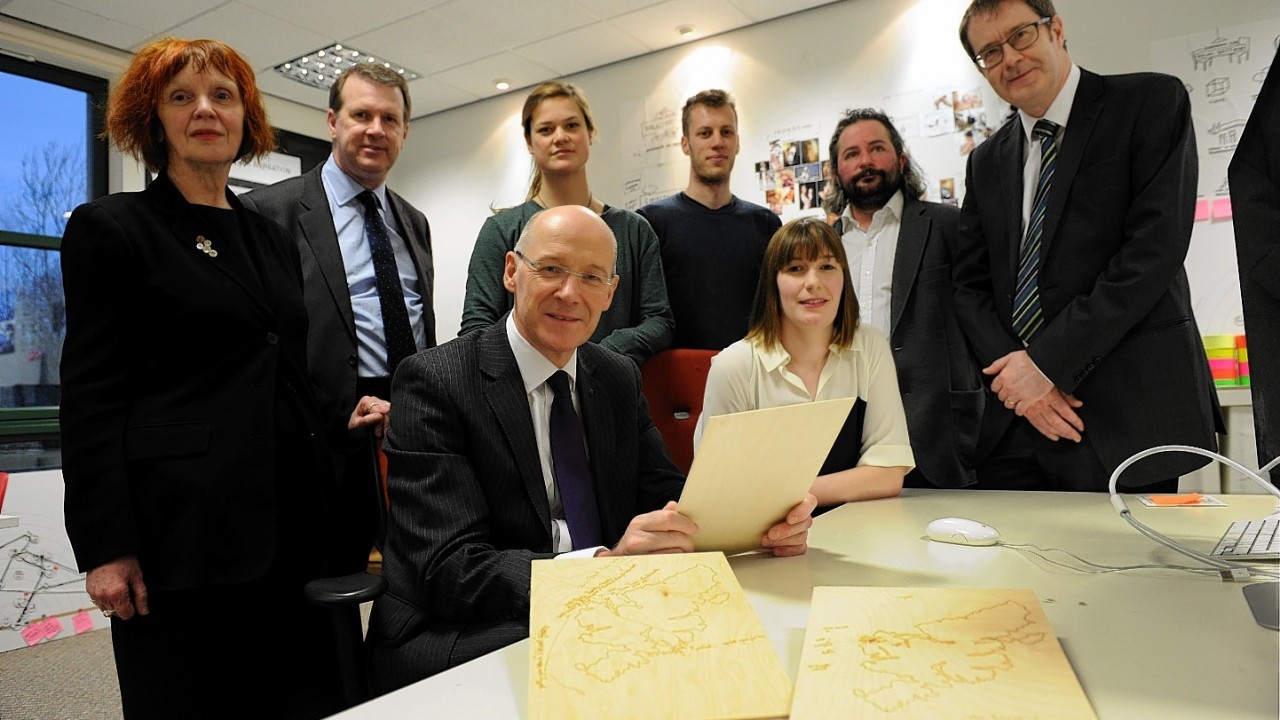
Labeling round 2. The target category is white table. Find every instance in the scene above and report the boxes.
[332,490,1280,719]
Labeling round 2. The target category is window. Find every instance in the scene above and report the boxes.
[0,56,107,470]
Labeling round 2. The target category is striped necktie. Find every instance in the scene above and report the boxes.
[1012,119,1060,344]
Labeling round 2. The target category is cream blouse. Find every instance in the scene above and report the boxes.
[694,324,915,471]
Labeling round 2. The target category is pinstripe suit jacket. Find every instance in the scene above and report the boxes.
[366,319,685,690]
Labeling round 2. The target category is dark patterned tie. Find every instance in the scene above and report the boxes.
[547,370,601,549]
[357,190,417,376]
[1012,119,1060,344]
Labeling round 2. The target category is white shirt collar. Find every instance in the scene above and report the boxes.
[505,313,578,395]
[1019,63,1082,140]
[755,339,851,373]
[840,189,904,227]
[322,153,389,210]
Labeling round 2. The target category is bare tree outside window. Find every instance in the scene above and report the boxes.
[0,141,83,407]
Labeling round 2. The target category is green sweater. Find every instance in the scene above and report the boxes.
[461,200,674,364]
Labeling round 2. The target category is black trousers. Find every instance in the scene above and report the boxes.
[974,417,1179,493]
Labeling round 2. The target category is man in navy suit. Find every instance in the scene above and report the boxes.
[825,108,991,489]
[952,0,1221,491]
[366,206,818,692]
[243,63,435,573]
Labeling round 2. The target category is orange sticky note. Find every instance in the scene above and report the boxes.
[1212,198,1232,220]
[1194,199,1210,221]
[72,611,95,634]
[1149,493,1204,506]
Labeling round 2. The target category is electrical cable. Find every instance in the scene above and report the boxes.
[1107,446,1280,582]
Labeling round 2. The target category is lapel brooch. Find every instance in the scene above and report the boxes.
[196,235,218,258]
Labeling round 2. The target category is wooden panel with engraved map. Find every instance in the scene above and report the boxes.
[528,552,792,720]
[791,587,1097,720]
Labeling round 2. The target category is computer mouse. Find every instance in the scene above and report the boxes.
[926,517,1001,546]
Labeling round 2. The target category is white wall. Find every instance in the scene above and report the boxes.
[388,0,1280,343]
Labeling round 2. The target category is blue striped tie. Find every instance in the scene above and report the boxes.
[1012,119,1059,344]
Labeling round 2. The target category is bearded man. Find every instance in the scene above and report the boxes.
[824,108,996,488]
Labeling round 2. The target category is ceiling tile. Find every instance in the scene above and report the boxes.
[435,0,596,50]
[515,21,650,75]
[162,3,330,68]
[345,9,502,75]
[35,0,223,35]
[255,70,332,110]
[575,0,668,20]
[430,51,558,102]
[726,0,839,23]
[404,76,482,117]
[237,0,428,43]
[2,0,150,50]
[611,0,752,50]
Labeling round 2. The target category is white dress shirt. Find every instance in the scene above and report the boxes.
[838,190,904,337]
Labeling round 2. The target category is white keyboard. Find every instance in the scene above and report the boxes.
[1210,519,1280,560]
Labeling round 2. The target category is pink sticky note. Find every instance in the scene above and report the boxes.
[73,610,95,634]
[1194,199,1210,221]
[20,624,44,646]
[1212,197,1233,219]
[41,616,64,640]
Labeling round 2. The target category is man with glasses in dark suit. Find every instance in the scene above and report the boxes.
[365,205,818,692]
[951,0,1221,491]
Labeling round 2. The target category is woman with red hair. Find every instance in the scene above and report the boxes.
[59,38,384,718]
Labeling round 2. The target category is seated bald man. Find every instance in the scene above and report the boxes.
[366,205,818,691]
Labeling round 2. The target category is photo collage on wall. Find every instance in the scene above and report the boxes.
[756,135,828,216]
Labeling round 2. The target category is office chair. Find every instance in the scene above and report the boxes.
[640,349,718,474]
[303,438,389,708]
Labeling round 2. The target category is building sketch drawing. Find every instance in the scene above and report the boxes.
[1206,77,1231,98]
[1206,119,1248,154]
[1192,35,1250,70]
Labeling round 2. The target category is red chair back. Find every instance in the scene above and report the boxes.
[640,349,718,474]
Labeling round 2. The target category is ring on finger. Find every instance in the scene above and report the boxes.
[101,609,115,618]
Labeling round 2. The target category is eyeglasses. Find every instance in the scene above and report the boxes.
[973,17,1052,70]
[514,250,615,293]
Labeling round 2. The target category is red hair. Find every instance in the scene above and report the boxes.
[104,38,275,171]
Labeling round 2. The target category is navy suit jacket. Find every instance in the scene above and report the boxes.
[366,320,684,691]
[952,69,1221,487]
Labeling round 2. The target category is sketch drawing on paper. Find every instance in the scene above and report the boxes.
[1,532,92,646]
[843,600,1044,712]
[534,561,738,688]
[1192,35,1250,70]
[1206,77,1231,99]
[791,587,1097,720]
[528,552,792,720]
[1206,119,1248,154]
